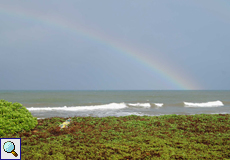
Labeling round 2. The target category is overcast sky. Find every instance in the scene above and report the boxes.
[0,0,230,90]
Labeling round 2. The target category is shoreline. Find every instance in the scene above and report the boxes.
[35,112,230,120]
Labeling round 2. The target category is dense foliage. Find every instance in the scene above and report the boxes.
[0,99,38,136]
[2,114,230,159]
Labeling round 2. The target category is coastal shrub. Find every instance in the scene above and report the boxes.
[0,99,38,137]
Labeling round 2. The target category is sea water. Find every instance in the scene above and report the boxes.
[0,90,229,119]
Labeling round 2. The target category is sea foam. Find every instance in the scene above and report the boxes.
[154,103,163,107]
[128,103,151,108]
[184,100,224,107]
[27,103,127,111]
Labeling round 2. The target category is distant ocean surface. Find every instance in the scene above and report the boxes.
[1,90,230,119]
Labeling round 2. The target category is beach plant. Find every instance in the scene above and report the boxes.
[0,99,38,137]
[2,113,230,159]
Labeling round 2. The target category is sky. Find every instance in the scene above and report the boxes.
[0,0,230,90]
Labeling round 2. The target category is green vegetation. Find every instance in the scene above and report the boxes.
[2,112,230,159]
[0,99,38,136]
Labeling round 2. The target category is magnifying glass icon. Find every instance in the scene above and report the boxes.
[3,141,18,157]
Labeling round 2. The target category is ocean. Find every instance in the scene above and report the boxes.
[1,90,229,119]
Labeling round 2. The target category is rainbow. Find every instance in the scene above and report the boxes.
[0,5,201,90]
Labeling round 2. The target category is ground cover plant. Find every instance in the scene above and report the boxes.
[2,112,230,159]
[0,99,37,136]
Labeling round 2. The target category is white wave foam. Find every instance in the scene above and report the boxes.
[111,112,147,117]
[154,103,163,107]
[184,100,224,107]
[27,103,127,111]
[128,103,151,108]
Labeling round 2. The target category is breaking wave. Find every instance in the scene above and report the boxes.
[154,103,163,107]
[184,100,224,107]
[27,103,127,111]
[128,103,151,108]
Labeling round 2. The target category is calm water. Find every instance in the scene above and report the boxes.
[1,90,229,119]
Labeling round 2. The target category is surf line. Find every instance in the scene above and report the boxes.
[0,6,201,90]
